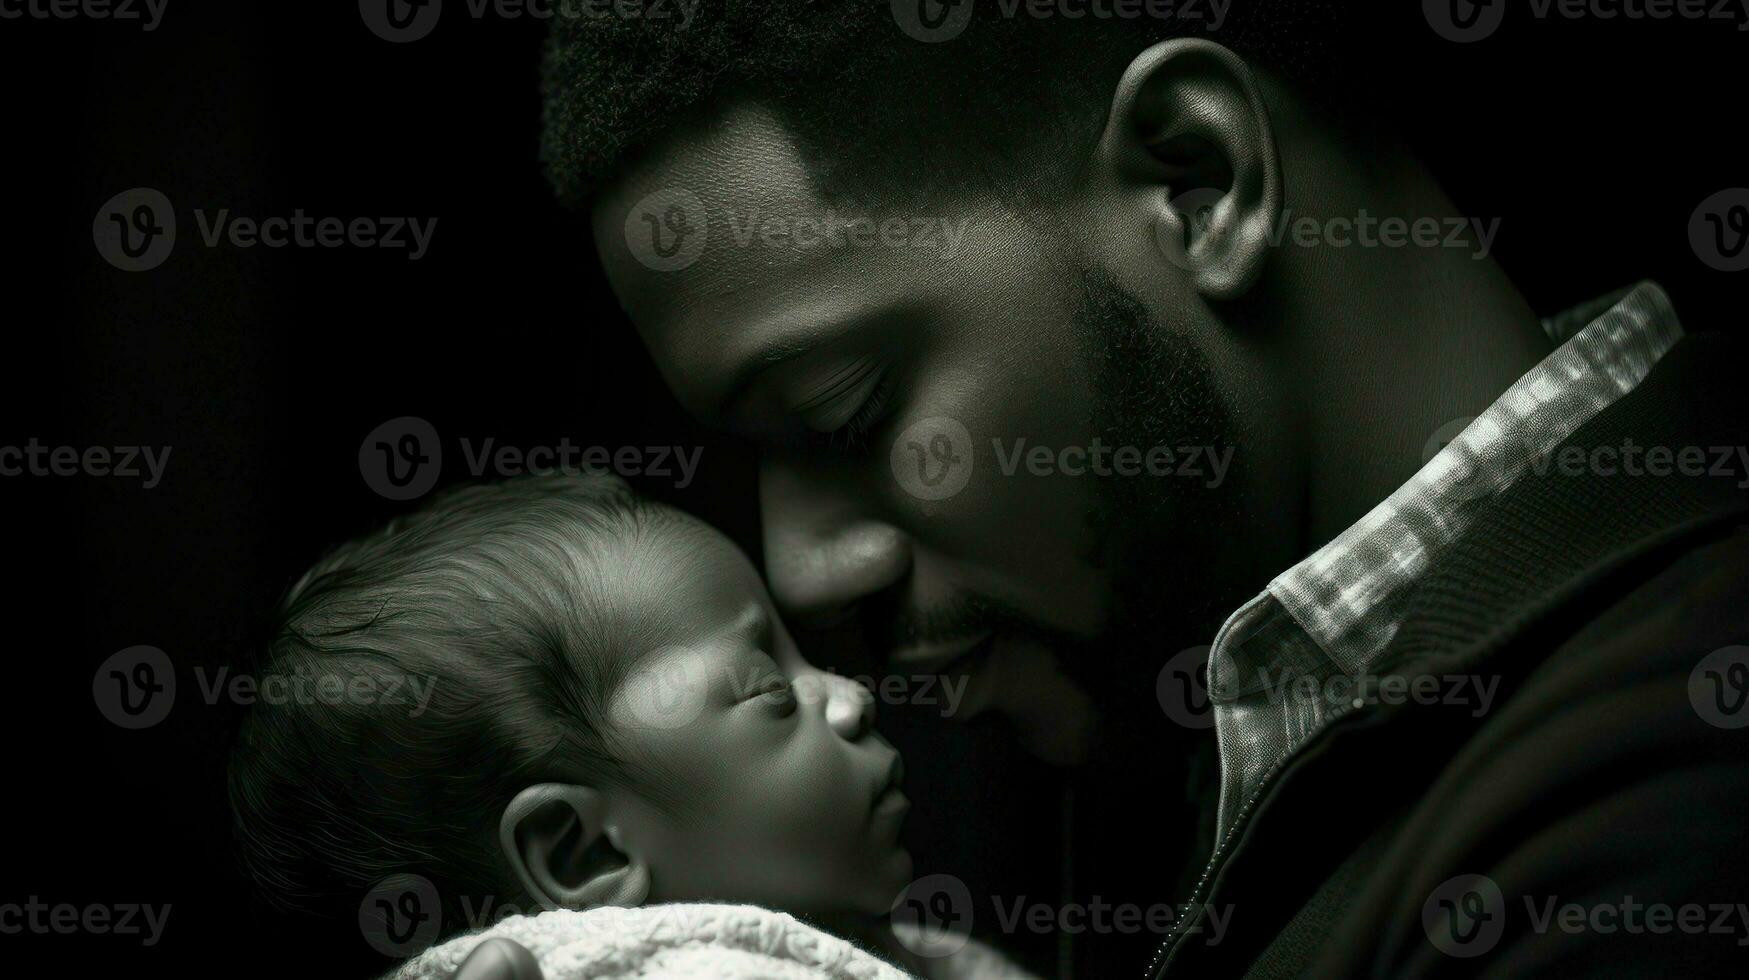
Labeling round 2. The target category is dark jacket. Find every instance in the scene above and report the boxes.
[1156,331,1749,978]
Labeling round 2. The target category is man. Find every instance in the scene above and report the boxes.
[460,2,1749,976]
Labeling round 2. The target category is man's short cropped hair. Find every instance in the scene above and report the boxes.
[540,0,1370,211]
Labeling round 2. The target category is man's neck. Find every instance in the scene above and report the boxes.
[1270,151,1551,550]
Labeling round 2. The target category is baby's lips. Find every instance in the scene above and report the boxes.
[885,754,906,794]
[869,751,909,823]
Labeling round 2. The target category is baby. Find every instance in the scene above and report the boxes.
[227,471,1029,979]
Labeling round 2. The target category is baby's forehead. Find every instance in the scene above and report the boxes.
[598,515,769,642]
[637,512,761,586]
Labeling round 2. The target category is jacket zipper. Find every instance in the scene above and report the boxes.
[1143,704,1359,980]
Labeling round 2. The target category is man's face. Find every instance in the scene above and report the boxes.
[592,102,1235,764]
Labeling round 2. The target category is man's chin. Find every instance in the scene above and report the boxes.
[960,638,1102,767]
[1014,711,1100,767]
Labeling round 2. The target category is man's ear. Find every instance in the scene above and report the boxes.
[499,783,651,911]
[1097,38,1282,300]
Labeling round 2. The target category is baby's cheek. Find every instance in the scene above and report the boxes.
[762,766,857,847]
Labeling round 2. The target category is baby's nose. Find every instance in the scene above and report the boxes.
[816,672,876,741]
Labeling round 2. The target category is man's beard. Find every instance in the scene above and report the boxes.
[1045,267,1243,945]
[859,267,1248,756]
[1056,267,1245,746]
[844,261,1247,782]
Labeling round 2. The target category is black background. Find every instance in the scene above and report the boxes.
[6,1,1746,975]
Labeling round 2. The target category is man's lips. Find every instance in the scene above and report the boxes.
[885,630,995,675]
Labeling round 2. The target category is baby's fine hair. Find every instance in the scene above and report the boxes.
[228,471,678,929]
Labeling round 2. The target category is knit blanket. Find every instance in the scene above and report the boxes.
[387,904,916,980]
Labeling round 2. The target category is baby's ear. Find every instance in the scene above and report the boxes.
[499,783,650,911]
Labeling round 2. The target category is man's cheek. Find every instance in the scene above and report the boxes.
[995,640,1102,766]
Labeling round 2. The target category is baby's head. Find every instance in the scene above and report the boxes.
[229,472,910,938]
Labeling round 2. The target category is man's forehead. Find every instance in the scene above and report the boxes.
[590,100,908,414]
[594,100,827,257]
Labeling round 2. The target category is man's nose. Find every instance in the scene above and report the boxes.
[760,456,911,630]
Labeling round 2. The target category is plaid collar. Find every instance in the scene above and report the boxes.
[1203,282,1685,838]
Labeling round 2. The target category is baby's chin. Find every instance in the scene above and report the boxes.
[885,844,916,888]
[855,844,916,916]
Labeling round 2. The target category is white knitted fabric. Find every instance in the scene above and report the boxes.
[388,904,916,980]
